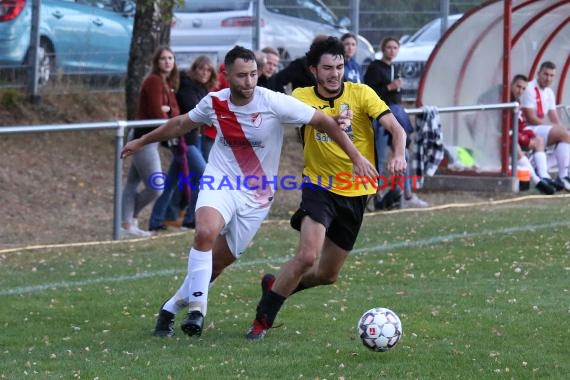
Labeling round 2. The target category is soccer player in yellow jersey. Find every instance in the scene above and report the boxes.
[246,36,407,340]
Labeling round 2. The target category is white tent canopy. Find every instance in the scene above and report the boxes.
[418,0,569,172]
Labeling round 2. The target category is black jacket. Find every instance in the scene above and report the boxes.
[176,72,208,145]
[273,57,315,93]
[363,59,401,105]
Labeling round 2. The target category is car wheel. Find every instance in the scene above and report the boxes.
[37,39,55,85]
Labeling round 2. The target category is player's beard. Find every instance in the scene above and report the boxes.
[230,87,255,105]
[316,76,341,97]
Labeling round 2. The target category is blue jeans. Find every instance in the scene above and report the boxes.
[374,119,389,176]
[183,145,206,225]
[148,144,206,229]
[374,110,414,195]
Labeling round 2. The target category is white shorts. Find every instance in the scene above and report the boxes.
[524,124,552,144]
[195,187,270,258]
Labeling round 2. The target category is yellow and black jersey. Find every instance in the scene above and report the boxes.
[292,81,391,196]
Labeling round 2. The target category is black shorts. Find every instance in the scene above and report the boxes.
[290,186,368,251]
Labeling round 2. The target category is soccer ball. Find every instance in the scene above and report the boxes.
[357,307,402,352]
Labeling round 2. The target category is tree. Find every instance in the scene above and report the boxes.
[125,0,177,120]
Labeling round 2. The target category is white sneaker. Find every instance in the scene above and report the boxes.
[121,224,151,238]
[400,194,429,209]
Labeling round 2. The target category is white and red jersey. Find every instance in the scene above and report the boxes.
[520,79,556,125]
[188,86,315,207]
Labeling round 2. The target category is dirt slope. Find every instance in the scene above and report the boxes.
[0,91,503,249]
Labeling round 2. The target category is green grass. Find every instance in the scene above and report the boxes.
[1,198,569,379]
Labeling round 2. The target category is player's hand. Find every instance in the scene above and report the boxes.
[352,153,378,189]
[386,154,407,176]
[121,139,144,159]
[389,79,402,92]
[335,109,353,130]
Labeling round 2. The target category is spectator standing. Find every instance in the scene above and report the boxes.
[148,56,216,231]
[121,46,180,237]
[364,37,428,208]
[341,32,362,83]
[258,46,280,89]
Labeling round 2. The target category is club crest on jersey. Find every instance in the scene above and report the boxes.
[251,112,262,128]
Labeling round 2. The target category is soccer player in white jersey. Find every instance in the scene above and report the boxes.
[121,46,377,337]
[520,61,570,190]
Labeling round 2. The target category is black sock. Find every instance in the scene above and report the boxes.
[291,282,309,294]
[256,290,286,327]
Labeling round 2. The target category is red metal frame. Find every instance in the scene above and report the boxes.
[501,0,512,176]
[417,0,569,177]
[527,18,570,80]
[511,1,567,46]
[558,55,570,104]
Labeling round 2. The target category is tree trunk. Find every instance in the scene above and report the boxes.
[125,0,175,120]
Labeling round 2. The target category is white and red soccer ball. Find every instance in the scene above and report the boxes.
[357,307,402,352]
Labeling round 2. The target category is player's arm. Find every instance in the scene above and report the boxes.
[121,114,201,159]
[377,113,407,175]
[547,108,562,126]
[521,107,543,125]
[310,110,378,179]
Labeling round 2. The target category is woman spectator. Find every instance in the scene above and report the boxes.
[148,56,216,231]
[341,32,362,83]
[121,46,180,237]
[364,37,428,209]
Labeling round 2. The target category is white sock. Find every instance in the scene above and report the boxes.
[187,247,212,316]
[554,142,570,178]
[161,264,219,314]
[533,152,549,179]
[162,275,191,314]
[518,156,540,184]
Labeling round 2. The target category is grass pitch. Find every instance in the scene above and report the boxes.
[1,197,569,379]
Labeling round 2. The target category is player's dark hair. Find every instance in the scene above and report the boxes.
[306,36,344,67]
[539,61,556,71]
[511,74,528,84]
[224,45,256,69]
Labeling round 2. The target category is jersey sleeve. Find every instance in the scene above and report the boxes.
[271,90,315,126]
[361,84,390,119]
[188,93,214,124]
[520,87,536,109]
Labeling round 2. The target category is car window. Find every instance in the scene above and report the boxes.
[176,0,250,13]
[265,0,337,26]
[409,16,458,44]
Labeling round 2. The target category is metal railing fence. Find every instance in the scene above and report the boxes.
[0,101,519,241]
[1,118,165,240]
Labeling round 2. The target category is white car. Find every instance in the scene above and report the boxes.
[374,14,463,101]
[170,0,374,68]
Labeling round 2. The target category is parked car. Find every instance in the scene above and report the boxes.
[1,0,373,86]
[0,0,133,84]
[170,0,375,69]
[374,14,463,101]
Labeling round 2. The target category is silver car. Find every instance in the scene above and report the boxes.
[392,14,463,101]
[170,0,374,68]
